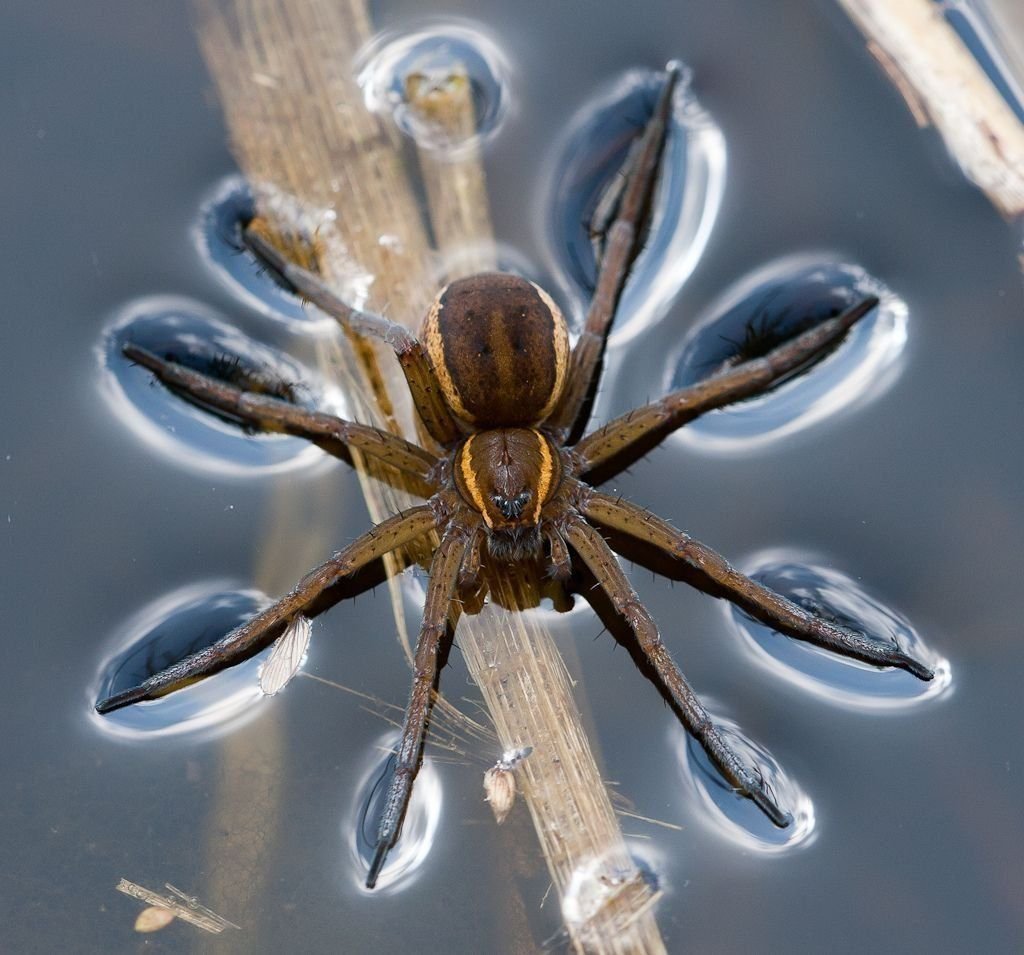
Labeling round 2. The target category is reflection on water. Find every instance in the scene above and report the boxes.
[727,550,953,710]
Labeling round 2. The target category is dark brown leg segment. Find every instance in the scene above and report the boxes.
[575,296,879,481]
[548,65,680,441]
[96,506,439,713]
[245,232,460,446]
[125,344,439,481]
[367,526,472,888]
[564,518,790,827]
[581,490,933,680]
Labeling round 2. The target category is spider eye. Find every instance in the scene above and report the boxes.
[492,491,531,520]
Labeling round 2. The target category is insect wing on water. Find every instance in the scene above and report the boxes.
[259,614,312,696]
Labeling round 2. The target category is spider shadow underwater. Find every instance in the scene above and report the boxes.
[97,65,933,888]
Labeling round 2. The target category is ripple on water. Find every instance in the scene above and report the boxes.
[349,737,443,893]
[543,64,725,347]
[97,296,345,476]
[665,255,909,453]
[357,20,511,157]
[726,549,952,709]
[91,582,272,739]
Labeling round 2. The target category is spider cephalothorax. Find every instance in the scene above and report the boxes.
[98,66,933,888]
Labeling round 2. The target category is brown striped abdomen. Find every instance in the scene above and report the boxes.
[423,273,569,428]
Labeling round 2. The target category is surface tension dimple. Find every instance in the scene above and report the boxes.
[91,582,273,740]
[665,257,909,453]
[97,297,345,477]
[727,550,952,710]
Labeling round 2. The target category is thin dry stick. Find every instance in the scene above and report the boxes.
[405,69,498,277]
[409,77,666,954]
[195,1,665,950]
[837,0,1024,218]
[194,1,435,943]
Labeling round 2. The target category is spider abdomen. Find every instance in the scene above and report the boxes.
[423,273,569,428]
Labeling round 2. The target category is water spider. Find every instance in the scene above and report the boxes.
[97,65,933,888]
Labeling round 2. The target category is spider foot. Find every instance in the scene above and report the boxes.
[95,682,157,714]
[888,649,934,682]
[736,767,790,828]
[95,647,218,714]
[366,841,391,890]
[697,720,790,828]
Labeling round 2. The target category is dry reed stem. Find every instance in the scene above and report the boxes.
[838,0,1024,218]
[194,1,665,950]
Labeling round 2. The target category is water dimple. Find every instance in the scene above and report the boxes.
[193,176,340,330]
[726,550,952,709]
[97,296,344,476]
[349,736,443,893]
[91,582,271,739]
[543,65,725,346]
[561,844,664,945]
[666,256,908,453]
[672,715,815,853]
[357,22,511,156]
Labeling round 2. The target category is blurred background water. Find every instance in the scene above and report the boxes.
[2,0,1023,951]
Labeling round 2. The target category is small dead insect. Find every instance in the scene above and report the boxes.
[483,746,533,824]
[97,64,932,889]
[116,879,240,935]
[134,906,176,934]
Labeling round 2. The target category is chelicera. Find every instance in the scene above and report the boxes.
[98,66,933,887]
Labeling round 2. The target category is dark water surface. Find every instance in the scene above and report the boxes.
[3,0,1023,951]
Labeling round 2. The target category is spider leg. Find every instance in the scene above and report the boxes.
[95,506,439,713]
[456,524,486,593]
[367,524,474,888]
[575,295,879,483]
[581,490,934,680]
[244,231,460,446]
[564,517,790,826]
[124,343,438,483]
[547,64,680,441]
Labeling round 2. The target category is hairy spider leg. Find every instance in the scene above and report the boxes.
[95,507,438,713]
[574,295,880,483]
[243,231,461,446]
[367,524,475,888]
[549,63,681,441]
[123,344,439,482]
[580,491,934,681]
[564,518,790,826]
